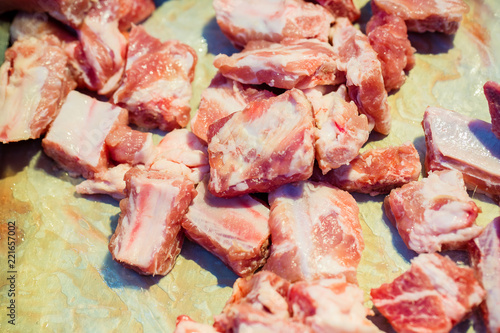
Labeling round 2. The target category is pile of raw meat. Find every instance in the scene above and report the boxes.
[0,0,499,332]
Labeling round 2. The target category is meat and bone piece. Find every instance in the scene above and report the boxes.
[314,0,360,22]
[105,124,154,165]
[484,81,500,140]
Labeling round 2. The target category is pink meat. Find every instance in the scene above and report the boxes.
[0,36,76,143]
[366,9,416,92]
[112,25,197,131]
[372,0,469,34]
[314,0,360,22]
[331,18,390,134]
[484,81,500,140]
[213,39,344,90]
[384,170,482,253]
[116,0,155,31]
[263,181,364,284]
[213,0,334,48]
[105,124,154,165]
[207,89,315,197]
[182,177,270,277]
[469,217,500,333]
[108,167,196,276]
[191,73,275,143]
[174,315,219,333]
[10,12,76,43]
[75,163,134,200]
[371,253,485,333]
[324,142,421,196]
[422,106,500,202]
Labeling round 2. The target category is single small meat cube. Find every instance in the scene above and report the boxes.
[371,253,485,333]
[117,0,155,31]
[384,170,482,253]
[191,73,275,143]
[213,0,334,48]
[324,142,421,196]
[469,217,500,333]
[10,12,76,44]
[314,0,360,22]
[75,164,134,200]
[42,91,127,178]
[108,167,196,275]
[366,9,416,92]
[0,36,76,143]
[174,315,219,333]
[263,181,364,284]
[214,39,344,90]
[331,18,390,134]
[105,124,154,165]
[113,25,197,131]
[182,177,270,277]
[484,81,500,139]
[208,89,315,197]
[372,0,469,34]
[422,106,500,202]
[305,85,370,174]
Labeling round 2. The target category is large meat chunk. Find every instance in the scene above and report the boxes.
[191,73,275,143]
[263,181,364,284]
[371,253,485,333]
[331,18,390,134]
[75,164,134,200]
[116,0,155,31]
[484,81,500,140]
[105,125,153,165]
[372,0,469,34]
[208,89,315,197]
[214,39,344,90]
[182,177,270,277]
[113,25,197,131]
[422,106,500,202]
[0,36,76,143]
[469,217,500,333]
[213,0,333,48]
[314,0,360,22]
[108,167,196,276]
[384,170,482,253]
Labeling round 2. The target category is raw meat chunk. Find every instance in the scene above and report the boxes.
[76,164,134,200]
[113,25,197,131]
[324,142,421,196]
[174,315,218,333]
[372,0,469,34]
[182,177,270,277]
[305,85,370,174]
[422,106,500,202]
[42,91,127,178]
[213,0,334,48]
[191,73,275,143]
[371,253,485,333]
[116,0,155,31]
[366,9,416,92]
[314,0,360,22]
[331,18,390,134]
[469,217,500,333]
[108,167,196,275]
[208,89,315,197]
[105,125,154,165]
[10,12,76,44]
[384,170,482,253]
[0,36,76,143]
[214,39,344,90]
[484,81,500,140]
[263,181,364,284]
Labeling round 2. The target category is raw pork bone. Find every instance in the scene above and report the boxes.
[314,0,360,22]
[468,217,500,333]
[42,91,127,179]
[105,124,154,165]
[76,164,134,200]
[174,315,219,333]
[484,81,500,140]
[213,39,344,90]
[109,167,196,276]
[0,36,76,143]
[366,9,416,92]
[191,73,275,143]
[371,253,485,333]
[384,170,482,253]
[331,18,390,134]
[422,106,500,202]
[322,142,421,196]
[207,89,315,197]
[263,181,364,284]
[305,85,370,174]
[113,25,197,131]
[372,0,469,35]
[213,0,334,48]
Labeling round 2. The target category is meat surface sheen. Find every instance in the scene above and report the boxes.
[105,125,154,165]
[208,89,315,197]
[484,81,500,140]
[371,253,485,333]
[213,0,334,48]
[263,181,364,284]
[314,0,360,22]
[385,170,482,253]
[10,12,76,43]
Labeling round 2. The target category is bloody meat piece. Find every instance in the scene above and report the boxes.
[113,25,197,131]
[75,164,135,200]
[314,0,360,22]
[384,169,482,253]
[207,89,315,197]
[105,125,154,165]
[484,81,500,140]
[371,253,485,333]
